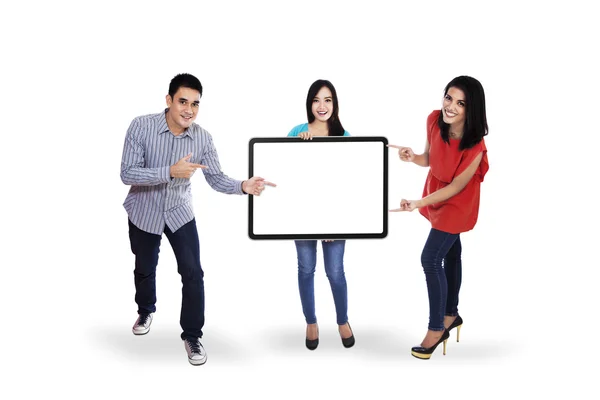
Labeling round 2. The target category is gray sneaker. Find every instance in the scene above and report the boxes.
[132,313,153,335]
[184,337,207,366]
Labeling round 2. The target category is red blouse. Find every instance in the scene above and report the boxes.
[419,110,489,234]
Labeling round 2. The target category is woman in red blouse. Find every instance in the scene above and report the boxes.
[389,76,489,359]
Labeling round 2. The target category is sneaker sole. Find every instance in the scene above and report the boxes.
[188,355,207,366]
[132,327,150,335]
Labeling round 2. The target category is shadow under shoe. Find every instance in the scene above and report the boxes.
[411,329,450,360]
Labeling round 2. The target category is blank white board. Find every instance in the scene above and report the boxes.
[248,136,388,239]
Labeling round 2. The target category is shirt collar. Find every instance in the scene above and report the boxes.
[158,109,195,140]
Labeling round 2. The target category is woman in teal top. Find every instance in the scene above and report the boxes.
[287,79,354,350]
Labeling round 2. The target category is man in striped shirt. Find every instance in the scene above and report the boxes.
[121,73,274,366]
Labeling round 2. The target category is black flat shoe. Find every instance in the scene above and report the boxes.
[446,315,463,342]
[411,329,450,360]
[340,322,355,348]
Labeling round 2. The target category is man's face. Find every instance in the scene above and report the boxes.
[166,87,201,134]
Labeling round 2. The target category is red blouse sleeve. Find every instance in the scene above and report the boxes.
[456,139,489,182]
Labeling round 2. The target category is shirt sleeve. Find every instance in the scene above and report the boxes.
[120,118,171,186]
[199,132,244,194]
[456,140,488,182]
[287,124,301,137]
[475,140,489,182]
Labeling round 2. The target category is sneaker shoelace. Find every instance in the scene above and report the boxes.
[186,339,201,354]
[137,314,150,327]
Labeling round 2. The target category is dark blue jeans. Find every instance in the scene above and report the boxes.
[295,240,348,325]
[128,219,205,340]
[420,228,462,331]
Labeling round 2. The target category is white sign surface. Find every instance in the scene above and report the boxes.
[249,137,388,239]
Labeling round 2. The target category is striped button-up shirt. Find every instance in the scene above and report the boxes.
[121,110,244,235]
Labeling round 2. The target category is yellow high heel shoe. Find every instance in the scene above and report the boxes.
[446,315,463,342]
[411,330,450,360]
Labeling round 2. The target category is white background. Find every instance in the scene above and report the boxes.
[253,141,384,235]
[1,1,598,399]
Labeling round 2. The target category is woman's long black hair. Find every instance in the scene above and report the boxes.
[305,79,345,137]
[437,75,488,150]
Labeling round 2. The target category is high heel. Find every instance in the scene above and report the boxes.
[411,330,450,360]
[339,322,355,348]
[446,315,463,342]
[305,325,319,350]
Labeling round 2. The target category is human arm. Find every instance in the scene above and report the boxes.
[387,137,430,167]
[390,152,483,212]
[120,120,173,186]
[242,177,277,196]
[288,124,313,140]
[170,153,207,178]
[296,129,351,140]
[201,133,275,195]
